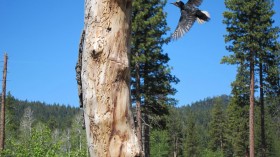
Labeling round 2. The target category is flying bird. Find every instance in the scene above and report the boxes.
[171,0,210,40]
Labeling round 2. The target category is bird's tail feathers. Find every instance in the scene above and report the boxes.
[197,11,210,24]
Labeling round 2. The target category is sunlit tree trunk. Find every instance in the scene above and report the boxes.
[76,0,140,156]
[0,53,7,151]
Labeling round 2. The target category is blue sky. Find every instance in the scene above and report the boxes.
[0,0,279,107]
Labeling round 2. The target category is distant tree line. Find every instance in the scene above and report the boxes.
[1,94,279,156]
[150,95,280,157]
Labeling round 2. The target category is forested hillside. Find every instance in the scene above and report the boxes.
[5,93,81,131]
[150,95,280,157]
[0,93,279,156]
[150,95,230,156]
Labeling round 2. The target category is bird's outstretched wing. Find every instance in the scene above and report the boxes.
[171,11,196,40]
[186,0,202,7]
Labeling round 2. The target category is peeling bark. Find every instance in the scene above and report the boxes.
[78,0,140,156]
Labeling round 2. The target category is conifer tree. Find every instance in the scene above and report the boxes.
[254,104,276,157]
[209,98,226,153]
[5,93,20,139]
[223,65,250,156]
[223,0,279,156]
[167,107,184,156]
[253,1,279,156]
[183,113,200,157]
[150,130,170,157]
[131,0,179,155]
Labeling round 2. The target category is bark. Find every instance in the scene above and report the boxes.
[78,0,140,156]
[76,30,86,129]
[143,114,150,157]
[249,51,255,157]
[259,62,266,157]
[173,137,178,157]
[135,61,143,155]
[0,53,7,151]
[76,30,85,109]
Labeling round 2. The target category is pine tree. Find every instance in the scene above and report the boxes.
[150,130,170,157]
[209,98,226,153]
[131,0,179,155]
[167,107,184,157]
[223,0,279,156]
[5,93,20,139]
[254,104,277,157]
[253,1,279,156]
[224,66,250,156]
[183,112,200,157]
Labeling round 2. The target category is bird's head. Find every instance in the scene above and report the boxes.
[171,1,184,8]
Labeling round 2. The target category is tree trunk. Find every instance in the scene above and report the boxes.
[135,61,143,155]
[78,0,140,156]
[249,51,255,157]
[143,114,150,157]
[173,136,178,157]
[259,62,266,157]
[0,53,7,151]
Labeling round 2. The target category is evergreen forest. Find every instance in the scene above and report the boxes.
[1,94,279,156]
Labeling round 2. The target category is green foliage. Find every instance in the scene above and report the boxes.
[224,66,250,156]
[208,98,226,153]
[4,93,80,133]
[150,130,170,157]
[5,124,61,157]
[2,93,87,156]
[201,149,224,157]
[226,98,249,156]
[183,112,200,157]
[223,0,279,156]
[150,95,280,157]
[131,0,179,155]
[268,96,280,153]
[254,105,276,157]
[29,125,60,157]
[3,93,280,156]
[166,107,184,156]
[131,0,179,123]
[223,0,279,93]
